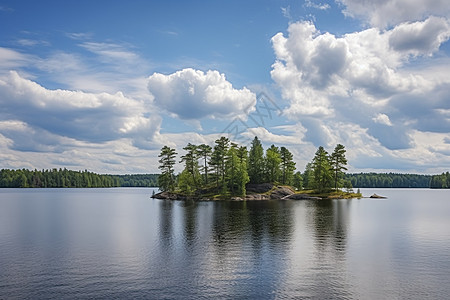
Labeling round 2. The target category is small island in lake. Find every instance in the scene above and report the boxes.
[153,136,362,201]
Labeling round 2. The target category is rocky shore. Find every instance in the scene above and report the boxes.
[152,183,323,201]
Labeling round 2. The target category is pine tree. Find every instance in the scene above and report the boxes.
[248,136,264,183]
[197,144,212,186]
[265,144,281,183]
[293,171,303,190]
[280,146,296,185]
[210,137,230,191]
[330,144,348,191]
[311,146,332,193]
[180,143,200,187]
[158,146,177,192]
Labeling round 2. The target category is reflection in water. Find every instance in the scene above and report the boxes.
[308,199,351,252]
[155,199,297,298]
[2,189,450,299]
[302,199,354,299]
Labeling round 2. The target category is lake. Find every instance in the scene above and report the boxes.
[0,188,449,299]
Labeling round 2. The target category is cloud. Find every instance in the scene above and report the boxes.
[271,20,450,150]
[0,71,161,150]
[338,0,450,28]
[389,17,450,55]
[0,47,32,71]
[372,113,393,126]
[147,68,256,120]
[304,0,330,11]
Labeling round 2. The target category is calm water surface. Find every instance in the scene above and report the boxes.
[0,188,449,299]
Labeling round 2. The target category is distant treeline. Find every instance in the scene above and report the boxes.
[0,169,158,188]
[2,168,449,189]
[347,173,433,188]
[429,172,450,189]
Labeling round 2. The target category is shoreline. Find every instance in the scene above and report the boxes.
[152,184,362,201]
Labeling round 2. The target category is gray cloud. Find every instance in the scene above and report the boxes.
[389,17,450,55]
[0,71,161,151]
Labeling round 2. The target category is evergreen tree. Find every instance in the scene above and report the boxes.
[210,137,230,191]
[226,143,239,195]
[177,169,196,196]
[236,146,250,196]
[330,144,348,190]
[265,144,281,183]
[311,146,332,193]
[248,136,265,183]
[180,143,200,187]
[293,171,303,190]
[280,146,296,185]
[158,146,177,192]
[197,144,212,186]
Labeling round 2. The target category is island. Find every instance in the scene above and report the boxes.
[153,136,362,201]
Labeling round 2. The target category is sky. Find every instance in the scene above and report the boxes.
[0,0,449,175]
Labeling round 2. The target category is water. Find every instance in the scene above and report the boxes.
[0,188,449,299]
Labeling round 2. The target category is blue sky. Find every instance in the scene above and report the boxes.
[1,0,450,174]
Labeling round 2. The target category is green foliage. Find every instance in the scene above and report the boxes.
[0,168,123,188]
[280,147,296,185]
[248,136,265,184]
[158,146,177,192]
[302,163,314,190]
[226,144,249,196]
[293,171,303,190]
[311,146,332,193]
[430,172,450,189]
[117,174,158,187]
[265,145,281,183]
[177,169,196,196]
[347,173,432,188]
[330,144,348,190]
[197,144,212,185]
[210,137,230,192]
[180,143,200,187]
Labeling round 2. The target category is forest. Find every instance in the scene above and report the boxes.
[429,172,450,189]
[346,173,432,188]
[157,136,350,197]
[0,168,158,188]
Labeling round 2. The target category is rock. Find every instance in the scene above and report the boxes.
[282,193,322,200]
[270,186,295,199]
[245,194,270,200]
[370,193,387,199]
[246,183,274,194]
[231,197,244,201]
[152,191,187,200]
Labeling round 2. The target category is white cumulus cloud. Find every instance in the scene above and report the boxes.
[147,68,256,120]
[270,19,450,149]
[372,113,393,126]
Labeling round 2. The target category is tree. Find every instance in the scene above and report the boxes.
[210,137,230,191]
[265,144,281,183]
[158,146,177,192]
[180,143,200,187]
[330,144,348,190]
[197,144,212,186]
[293,171,303,190]
[311,146,332,193]
[280,146,296,185]
[248,136,265,183]
[177,169,196,196]
[236,146,250,196]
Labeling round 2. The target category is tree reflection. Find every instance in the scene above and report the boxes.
[307,199,351,253]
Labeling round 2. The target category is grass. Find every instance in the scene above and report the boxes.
[296,189,362,199]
